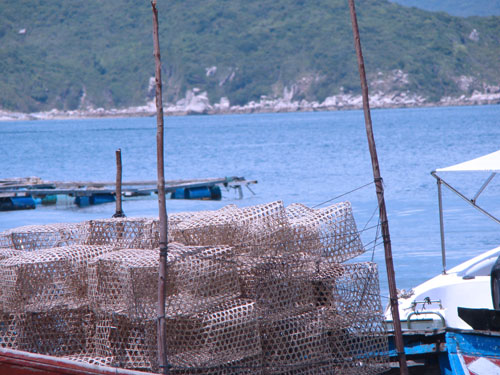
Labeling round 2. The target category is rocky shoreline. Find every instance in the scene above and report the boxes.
[1,89,499,121]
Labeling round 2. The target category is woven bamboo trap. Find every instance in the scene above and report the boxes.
[84,217,158,249]
[0,244,116,312]
[0,201,389,374]
[0,223,85,251]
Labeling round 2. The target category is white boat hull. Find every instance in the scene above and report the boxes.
[385,246,500,331]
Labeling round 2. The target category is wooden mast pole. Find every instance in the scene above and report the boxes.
[347,1,408,374]
[151,1,169,374]
[113,148,125,218]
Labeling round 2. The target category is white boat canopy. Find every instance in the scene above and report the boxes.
[435,150,500,173]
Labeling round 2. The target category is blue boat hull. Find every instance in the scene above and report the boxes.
[446,329,500,375]
[387,329,500,374]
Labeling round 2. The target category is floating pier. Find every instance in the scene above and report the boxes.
[0,176,257,211]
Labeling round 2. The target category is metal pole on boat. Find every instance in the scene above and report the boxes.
[152,1,170,374]
[436,176,447,273]
[347,1,409,374]
[113,148,126,218]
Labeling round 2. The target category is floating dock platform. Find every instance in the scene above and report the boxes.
[0,176,257,211]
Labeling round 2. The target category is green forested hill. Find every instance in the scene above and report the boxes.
[1,0,500,113]
[390,0,500,17]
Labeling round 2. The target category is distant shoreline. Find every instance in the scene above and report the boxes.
[1,91,499,122]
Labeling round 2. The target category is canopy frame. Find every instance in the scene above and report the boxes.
[431,158,500,274]
[472,172,497,204]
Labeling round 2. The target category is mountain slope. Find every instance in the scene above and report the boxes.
[1,0,500,113]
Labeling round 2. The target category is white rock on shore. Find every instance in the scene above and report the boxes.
[1,88,499,121]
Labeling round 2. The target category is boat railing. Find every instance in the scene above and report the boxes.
[411,298,443,310]
[407,311,446,329]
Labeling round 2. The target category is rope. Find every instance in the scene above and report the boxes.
[312,181,374,208]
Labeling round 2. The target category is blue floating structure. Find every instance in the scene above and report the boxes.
[41,194,57,205]
[186,186,211,200]
[91,193,116,205]
[75,193,115,207]
[75,196,91,207]
[0,196,36,211]
[209,186,222,200]
[171,186,222,201]
[171,188,187,199]
[0,176,256,210]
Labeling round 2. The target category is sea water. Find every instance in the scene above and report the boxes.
[1,105,499,298]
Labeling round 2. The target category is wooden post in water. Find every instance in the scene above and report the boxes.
[347,1,409,374]
[151,1,169,374]
[112,149,125,218]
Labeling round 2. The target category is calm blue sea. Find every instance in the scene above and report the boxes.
[1,105,499,298]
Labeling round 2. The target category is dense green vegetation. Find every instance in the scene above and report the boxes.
[391,0,500,17]
[1,0,500,112]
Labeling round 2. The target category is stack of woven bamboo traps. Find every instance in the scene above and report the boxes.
[0,200,389,374]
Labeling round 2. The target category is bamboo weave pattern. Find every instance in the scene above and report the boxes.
[0,201,388,374]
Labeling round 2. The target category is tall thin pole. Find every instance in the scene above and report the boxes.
[113,148,125,218]
[347,1,408,374]
[151,1,169,374]
[437,177,447,274]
